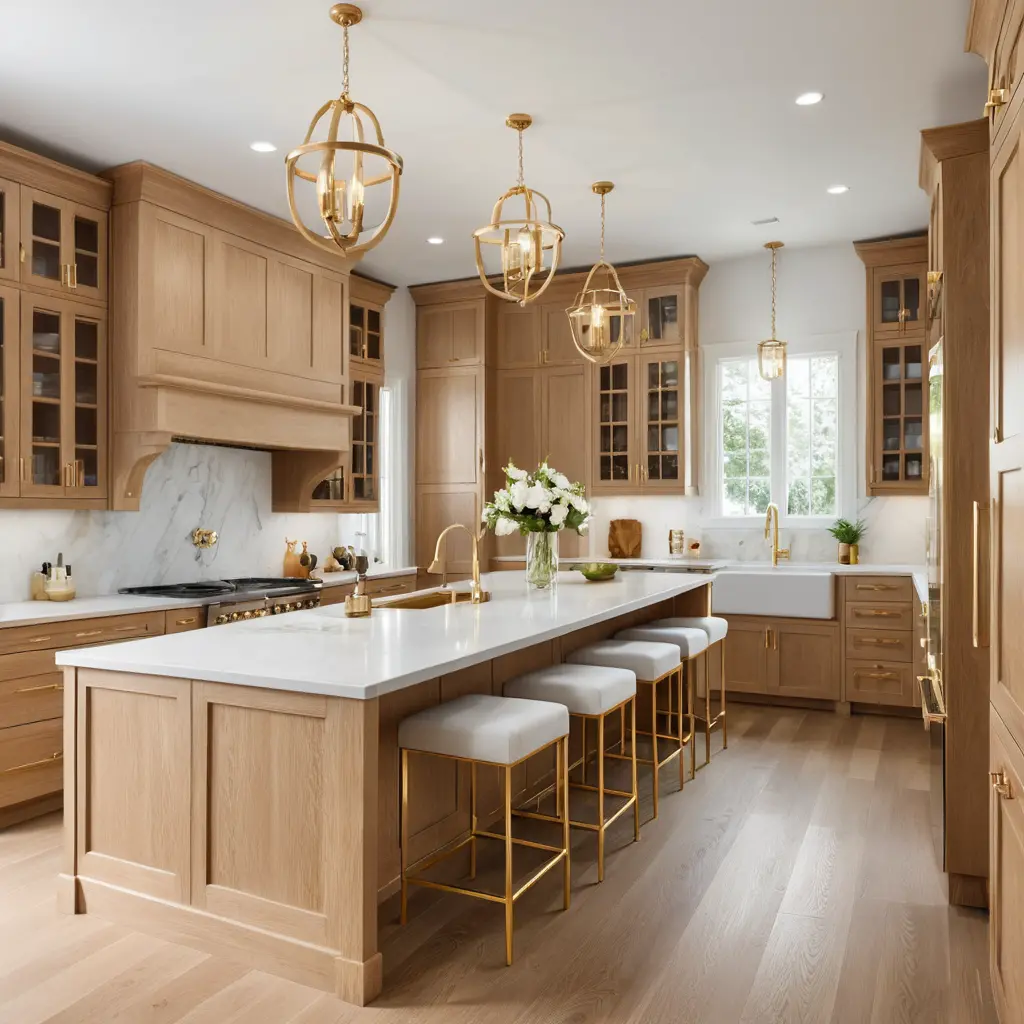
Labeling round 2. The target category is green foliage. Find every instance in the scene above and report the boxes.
[828,517,866,544]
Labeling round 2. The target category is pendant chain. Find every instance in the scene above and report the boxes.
[770,245,778,340]
[342,23,351,98]
[517,129,525,188]
[600,194,606,260]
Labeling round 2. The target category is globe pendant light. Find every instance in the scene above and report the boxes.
[758,241,787,380]
[473,114,564,305]
[566,182,636,364]
[286,4,402,257]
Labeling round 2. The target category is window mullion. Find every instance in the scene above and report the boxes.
[771,375,787,514]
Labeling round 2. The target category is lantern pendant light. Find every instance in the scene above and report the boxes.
[566,182,636,364]
[473,114,565,306]
[286,4,402,257]
[758,241,787,381]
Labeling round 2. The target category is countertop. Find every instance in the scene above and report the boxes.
[0,566,418,630]
[57,571,712,700]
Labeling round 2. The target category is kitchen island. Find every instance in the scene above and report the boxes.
[55,570,712,1005]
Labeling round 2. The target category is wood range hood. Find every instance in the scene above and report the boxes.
[105,162,361,511]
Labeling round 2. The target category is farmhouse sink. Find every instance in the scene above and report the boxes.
[712,569,834,619]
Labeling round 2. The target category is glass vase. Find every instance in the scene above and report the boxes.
[526,531,559,590]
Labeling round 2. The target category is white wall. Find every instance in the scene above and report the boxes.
[586,242,929,564]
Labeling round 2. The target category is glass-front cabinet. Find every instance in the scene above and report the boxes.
[639,286,684,347]
[19,295,106,500]
[20,189,107,304]
[0,286,18,496]
[873,264,927,336]
[872,336,928,492]
[0,177,20,284]
[349,299,383,369]
[594,358,636,490]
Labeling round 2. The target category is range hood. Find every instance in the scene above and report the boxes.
[105,162,360,511]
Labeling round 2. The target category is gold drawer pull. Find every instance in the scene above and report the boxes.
[374,583,405,594]
[991,770,1013,800]
[26,636,53,645]
[854,671,899,680]
[854,638,902,647]
[112,625,142,633]
[174,617,197,626]
[75,629,104,638]
[855,584,899,591]
[853,609,902,617]
[3,751,62,774]
[14,682,63,694]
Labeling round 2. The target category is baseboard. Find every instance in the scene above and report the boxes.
[0,793,62,830]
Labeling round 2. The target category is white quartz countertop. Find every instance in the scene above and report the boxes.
[0,566,417,630]
[57,571,711,700]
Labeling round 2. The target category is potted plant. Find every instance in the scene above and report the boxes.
[828,518,866,565]
[482,461,591,589]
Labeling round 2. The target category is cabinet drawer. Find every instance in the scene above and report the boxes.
[845,660,915,706]
[164,608,204,634]
[319,583,355,607]
[364,576,416,598]
[844,602,914,631]
[0,611,164,656]
[0,718,62,810]
[845,629,914,663]
[843,576,913,603]
[0,672,63,729]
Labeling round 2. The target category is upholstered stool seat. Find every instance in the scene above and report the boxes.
[615,623,710,657]
[569,638,690,821]
[504,662,639,882]
[641,616,730,765]
[398,693,570,965]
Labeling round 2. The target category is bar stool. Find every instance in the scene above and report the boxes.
[398,693,570,966]
[614,625,709,781]
[504,662,638,882]
[655,616,729,764]
[566,639,687,820]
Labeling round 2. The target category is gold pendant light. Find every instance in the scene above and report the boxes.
[566,182,635,364]
[473,114,564,306]
[286,4,402,257]
[758,241,787,380]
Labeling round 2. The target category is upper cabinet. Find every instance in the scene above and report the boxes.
[416,300,485,368]
[348,275,392,372]
[0,142,111,510]
[855,236,930,496]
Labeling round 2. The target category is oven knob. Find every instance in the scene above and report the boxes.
[272,604,283,614]
[229,612,241,622]
[241,610,253,620]
[258,608,268,617]
[215,615,228,625]
[302,599,313,609]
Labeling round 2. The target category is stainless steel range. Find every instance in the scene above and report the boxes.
[119,577,322,627]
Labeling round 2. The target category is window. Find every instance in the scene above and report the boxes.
[709,335,855,524]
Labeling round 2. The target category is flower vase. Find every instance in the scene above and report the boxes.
[526,531,559,590]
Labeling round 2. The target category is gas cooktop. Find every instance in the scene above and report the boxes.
[119,577,321,599]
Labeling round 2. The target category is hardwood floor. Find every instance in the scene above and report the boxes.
[0,706,995,1024]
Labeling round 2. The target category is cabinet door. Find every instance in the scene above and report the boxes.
[990,712,1024,1021]
[722,619,770,694]
[0,177,20,283]
[20,189,66,295]
[592,356,638,493]
[769,620,840,700]
[542,364,589,558]
[64,306,106,496]
[496,305,540,368]
[417,302,484,368]
[0,286,18,496]
[416,488,480,573]
[542,302,582,366]
[266,254,316,373]
[20,296,66,497]
[417,366,484,487]
[870,336,928,493]
[493,369,541,556]
[67,202,107,303]
[349,375,380,506]
[350,300,384,369]
[873,264,927,336]
[639,353,686,492]
[640,286,684,348]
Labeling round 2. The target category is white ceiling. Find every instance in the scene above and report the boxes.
[1,0,986,286]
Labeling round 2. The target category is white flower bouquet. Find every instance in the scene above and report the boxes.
[482,462,591,589]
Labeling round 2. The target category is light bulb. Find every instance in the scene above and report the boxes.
[592,305,605,327]
[347,174,365,222]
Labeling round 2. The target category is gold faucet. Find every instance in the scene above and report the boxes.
[764,503,790,567]
[428,524,490,604]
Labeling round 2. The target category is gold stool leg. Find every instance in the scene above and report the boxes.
[470,760,478,880]
[619,704,625,755]
[581,716,588,786]
[631,696,640,842]
[504,764,514,966]
[561,736,571,909]
[721,640,728,749]
[705,649,712,766]
[650,677,660,819]
[687,663,696,780]
[400,748,409,925]
[597,714,606,882]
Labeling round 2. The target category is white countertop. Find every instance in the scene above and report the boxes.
[0,566,417,630]
[57,571,711,700]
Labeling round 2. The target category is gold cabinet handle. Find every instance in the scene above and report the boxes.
[855,583,898,591]
[991,770,1013,800]
[854,670,898,680]
[973,500,990,649]
[27,636,53,645]
[19,242,25,264]
[112,624,143,633]
[854,637,902,647]
[3,752,62,774]
[74,629,103,638]
[374,582,406,594]
[853,609,902,617]
[985,87,1009,117]
[20,456,26,481]
[174,616,197,626]
[764,627,770,650]
[14,682,64,694]
[69,263,78,289]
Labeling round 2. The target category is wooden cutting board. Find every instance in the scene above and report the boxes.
[608,519,642,559]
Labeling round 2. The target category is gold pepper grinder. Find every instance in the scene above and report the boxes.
[344,550,373,618]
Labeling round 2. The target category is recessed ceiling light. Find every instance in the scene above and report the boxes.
[426,237,445,245]
[827,184,850,194]
[249,141,277,153]
[795,92,824,106]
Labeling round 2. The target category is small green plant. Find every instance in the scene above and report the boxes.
[828,517,866,545]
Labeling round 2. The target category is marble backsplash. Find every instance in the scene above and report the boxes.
[0,443,350,603]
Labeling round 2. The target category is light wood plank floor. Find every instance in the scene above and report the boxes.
[0,705,996,1024]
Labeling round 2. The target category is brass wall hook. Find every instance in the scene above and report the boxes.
[191,528,218,549]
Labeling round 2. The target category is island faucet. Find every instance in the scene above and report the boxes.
[764,502,791,567]
[428,524,490,604]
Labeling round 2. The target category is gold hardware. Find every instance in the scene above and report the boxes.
[994,426,1002,444]
[985,87,1009,117]
[68,263,78,289]
[897,307,909,334]
[19,242,25,264]
[856,583,898,591]
[758,242,787,380]
[918,674,946,725]
[855,637,902,647]
[974,500,990,649]
[429,524,490,604]
[764,503,790,566]
[112,624,141,632]
[27,636,52,645]
[853,609,901,617]
[174,617,197,626]
[2,752,62,774]
[20,456,25,481]
[191,527,218,549]
[375,583,405,594]
[991,770,1013,800]
[74,629,103,638]
[855,670,898,680]
[771,628,777,651]
[14,682,63,694]
[764,627,770,650]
